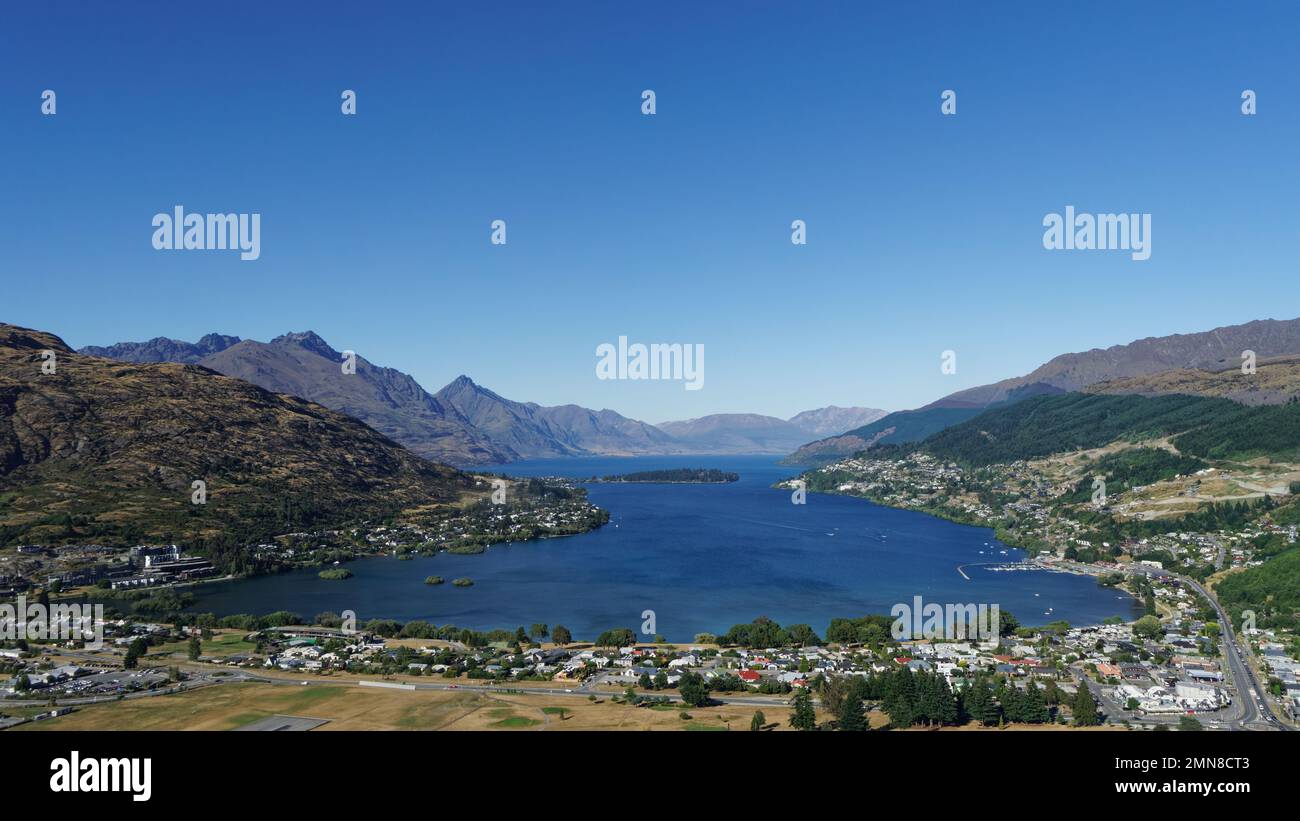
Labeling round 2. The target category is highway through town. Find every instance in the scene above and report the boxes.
[1119,563,1290,731]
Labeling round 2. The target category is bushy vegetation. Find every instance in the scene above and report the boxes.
[717,616,822,648]
[824,615,895,645]
[1061,447,1207,503]
[594,627,637,647]
[1215,548,1300,629]
[1068,495,1276,549]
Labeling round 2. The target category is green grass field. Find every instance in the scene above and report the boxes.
[490,715,542,728]
[151,631,256,658]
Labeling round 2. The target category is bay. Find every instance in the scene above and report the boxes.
[186,455,1142,641]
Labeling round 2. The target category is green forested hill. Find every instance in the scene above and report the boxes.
[912,393,1300,466]
[1215,548,1300,629]
[781,406,986,466]
[1173,401,1300,459]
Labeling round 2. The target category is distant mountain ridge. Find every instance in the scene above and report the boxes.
[80,333,241,364]
[784,317,1300,466]
[786,406,888,436]
[195,333,510,466]
[930,317,1300,410]
[1085,355,1300,406]
[80,332,715,462]
[80,331,889,462]
[433,375,684,459]
[656,413,819,455]
[648,407,887,455]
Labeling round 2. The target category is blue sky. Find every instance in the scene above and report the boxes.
[2,2,1298,423]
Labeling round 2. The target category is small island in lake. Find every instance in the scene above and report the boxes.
[452,577,474,587]
[584,468,739,484]
[318,567,353,580]
[424,575,445,585]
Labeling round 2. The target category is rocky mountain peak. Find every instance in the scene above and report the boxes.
[271,331,342,362]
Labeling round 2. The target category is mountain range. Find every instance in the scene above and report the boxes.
[0,324,474,547]
[77,332,887,464]
[202,333,508,465]
[81,333,242,364]
[784,317,1300,465]
[432,375,682,459]
[658,413,828,454]
[786,406,889,436]
[23,315,1300,548]
[1084,354,1300,406]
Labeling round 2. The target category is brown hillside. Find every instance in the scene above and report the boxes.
[0,323,474,546]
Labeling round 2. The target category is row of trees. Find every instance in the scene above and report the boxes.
[597,617,825,649]
[789,669,1101,730]
[717,617,822,648]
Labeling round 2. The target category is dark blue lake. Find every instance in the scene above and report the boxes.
[186,456,1142,641]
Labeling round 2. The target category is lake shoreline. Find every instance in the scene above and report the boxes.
[178,455,1143,641]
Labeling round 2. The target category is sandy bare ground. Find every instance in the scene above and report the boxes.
[11,681,797,732]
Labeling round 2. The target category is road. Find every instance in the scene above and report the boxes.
[8,645,806,713]
[1179,574,1288,731]
[1119,563,1291,732]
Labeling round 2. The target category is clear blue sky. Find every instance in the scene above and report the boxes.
[2,2,1298,423]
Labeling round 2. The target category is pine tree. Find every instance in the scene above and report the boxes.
[123,637,147,670]
[789,689,817,730]
[1022,681,1050,724]
[1073,683,1101,726]
[1043,678,1061,706]
[996,680,1022,723]
[881,667,917,727]
[963,679,999,725]
[838,692,867,731]
[929,673,959,725]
